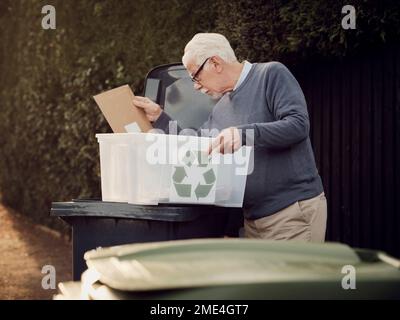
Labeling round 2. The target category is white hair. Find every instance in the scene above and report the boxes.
[182,33,238,67]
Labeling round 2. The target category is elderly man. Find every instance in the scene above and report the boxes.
[132,33,327,242]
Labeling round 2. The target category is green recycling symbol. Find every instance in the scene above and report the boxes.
[172,150,216,200]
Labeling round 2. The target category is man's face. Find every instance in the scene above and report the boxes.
[186,56,225,99]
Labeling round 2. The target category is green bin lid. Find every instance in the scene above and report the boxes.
[84,239,391,292]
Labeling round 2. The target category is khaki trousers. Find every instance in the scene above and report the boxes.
[244,192,327,242]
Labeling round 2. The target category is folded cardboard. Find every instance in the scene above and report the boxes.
[93,84,153,133]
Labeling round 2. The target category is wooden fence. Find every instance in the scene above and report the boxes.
[293,45,400,257]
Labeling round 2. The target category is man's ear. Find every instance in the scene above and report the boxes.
[210,55,224,73]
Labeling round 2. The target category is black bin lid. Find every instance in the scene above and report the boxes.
[143,63,218,130]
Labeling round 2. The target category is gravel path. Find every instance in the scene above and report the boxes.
[0,204,72,299]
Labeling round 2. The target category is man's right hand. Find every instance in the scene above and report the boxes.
[132,96,162,122]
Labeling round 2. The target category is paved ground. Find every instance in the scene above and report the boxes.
[0,204,72,299]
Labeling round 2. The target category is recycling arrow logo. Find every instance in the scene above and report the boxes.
[171,150,217,201]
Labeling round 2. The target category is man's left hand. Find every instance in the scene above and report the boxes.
[208,127,241,155]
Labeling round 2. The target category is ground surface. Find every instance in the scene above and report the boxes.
[0,204,72,299]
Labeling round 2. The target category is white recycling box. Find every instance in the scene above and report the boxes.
[96,132,252,207]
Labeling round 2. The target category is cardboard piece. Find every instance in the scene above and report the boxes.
[93,84,153,133]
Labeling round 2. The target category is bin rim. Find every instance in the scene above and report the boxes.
[51,199,239,222]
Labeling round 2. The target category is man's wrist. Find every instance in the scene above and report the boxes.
[236,124,255,146]
[152,110,169,130]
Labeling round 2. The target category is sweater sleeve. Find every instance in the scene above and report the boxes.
[152,110,179,133]
[237,62,310,149]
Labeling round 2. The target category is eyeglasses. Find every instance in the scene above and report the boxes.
[190,57,210,83]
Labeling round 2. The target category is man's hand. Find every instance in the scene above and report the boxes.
[132,96,162,122]
[208,127,241,155]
